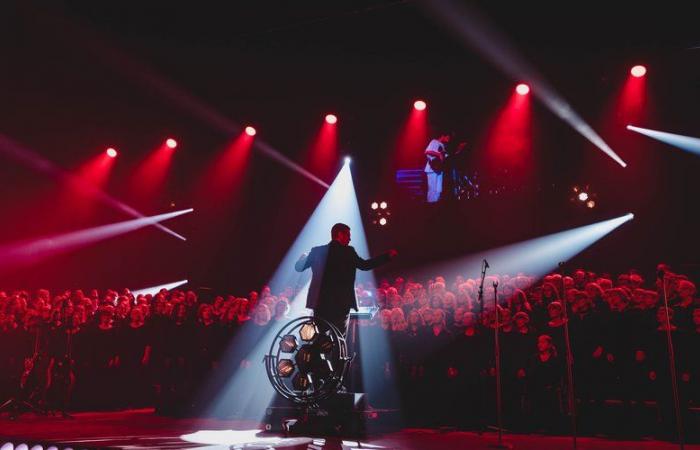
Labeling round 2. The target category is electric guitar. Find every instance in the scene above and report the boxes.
[427,148,448,174]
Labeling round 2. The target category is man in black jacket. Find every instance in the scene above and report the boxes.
[295,223,397,335]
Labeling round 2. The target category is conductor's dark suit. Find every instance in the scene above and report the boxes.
[295,240,390,334]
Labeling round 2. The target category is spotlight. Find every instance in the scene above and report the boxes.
[277,359,295,377]
[245,126,257,136]
[630,65,647,78]
[313,335,333,354]
[379,201,388,209]
[578,192,589,202]
[295,345,315,372]
[413,100,427,111]
[292,373,310,391]
[279,335,298,353]
[325,114,338,125]
[516,83,530,95]
[586,200,596,209]
[344,156,351,165]
[299,322,318,341]
[371,202,379,210]
[106,147,118,158]
[166,138,178,149]
[379,217,388,226]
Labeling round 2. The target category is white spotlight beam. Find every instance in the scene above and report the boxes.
[423,0,627,168]
[205,162,375,420]
[204,282,310,419]
[627,125,700,156]
[0,133,188,241]
[0,208,193,271]
[268,162,371,294]
[132,279,189,297]
[418,213,634,283]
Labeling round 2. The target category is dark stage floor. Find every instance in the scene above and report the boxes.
[0,409,698,450]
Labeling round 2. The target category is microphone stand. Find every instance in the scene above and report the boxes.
[477,259,489,316]
[557,263,578,450]
[660,273,685,450]
[490,280,511,449]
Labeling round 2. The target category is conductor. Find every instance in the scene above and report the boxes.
[295,223,397,335]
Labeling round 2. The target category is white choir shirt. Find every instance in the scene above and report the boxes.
[424,139,445,173]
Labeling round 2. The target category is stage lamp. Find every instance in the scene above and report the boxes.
[299,322,318,341]
[277,359,295,377]
[313,335,333,354]
[165,138,178,149]
[325,114,338,125]
[414,100,427,111]
[344,156,351,165]
[630,65,647,78]
[295,345,314,372]
[279,335,298,353]
[106,147,118,158]
[292,373,310,391]
[371,202,379,210]
[578,192,589,202]
[245,126,257,136]
[379,201,388,209]
[516,83,530,95]
[379,217,388,226]
[586,200,596,209]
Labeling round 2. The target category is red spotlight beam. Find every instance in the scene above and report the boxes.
[0,133,188,241]
[423,0,627,168]
[41,10,329,188]
[127,140,177,204]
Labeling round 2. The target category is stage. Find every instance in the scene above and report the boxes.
[1,409,697,450]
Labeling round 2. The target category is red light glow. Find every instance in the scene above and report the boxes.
[106,148,118,158]
[413,100,427,111]
[245,126,257,136]
[516,84,530,95]
[166,138,178,149]
[630,65,647,78]
[325,114,338,125]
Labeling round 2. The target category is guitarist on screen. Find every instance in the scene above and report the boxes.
[424,132,453,203]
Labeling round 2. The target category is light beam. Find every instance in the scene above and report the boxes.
[627,125,700,156]
[0,208,193,271]
[423,0,627,167]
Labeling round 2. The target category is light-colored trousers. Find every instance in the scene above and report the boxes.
[426,171,443,203]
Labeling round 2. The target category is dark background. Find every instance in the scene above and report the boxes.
[0,1,698,292]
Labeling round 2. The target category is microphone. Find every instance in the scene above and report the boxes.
[483,259,490,269]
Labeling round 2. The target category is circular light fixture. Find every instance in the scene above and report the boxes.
[379,201,388,209]
[578,192,589,202]
[279,335,298,353]
[413,100,427,111]
[245,126,257,136]
[371,202,379,210]
[379,217,388,226]
[325,114,337,124]
[277,359,295,377]
[516,83,530,95]
[299,322,317,342]
[586,200,596,209]
[106,148,118,158]
[165,138,178,149]
[630,65,647,78]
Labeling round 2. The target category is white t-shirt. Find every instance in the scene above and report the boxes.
[424,139,445,173]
